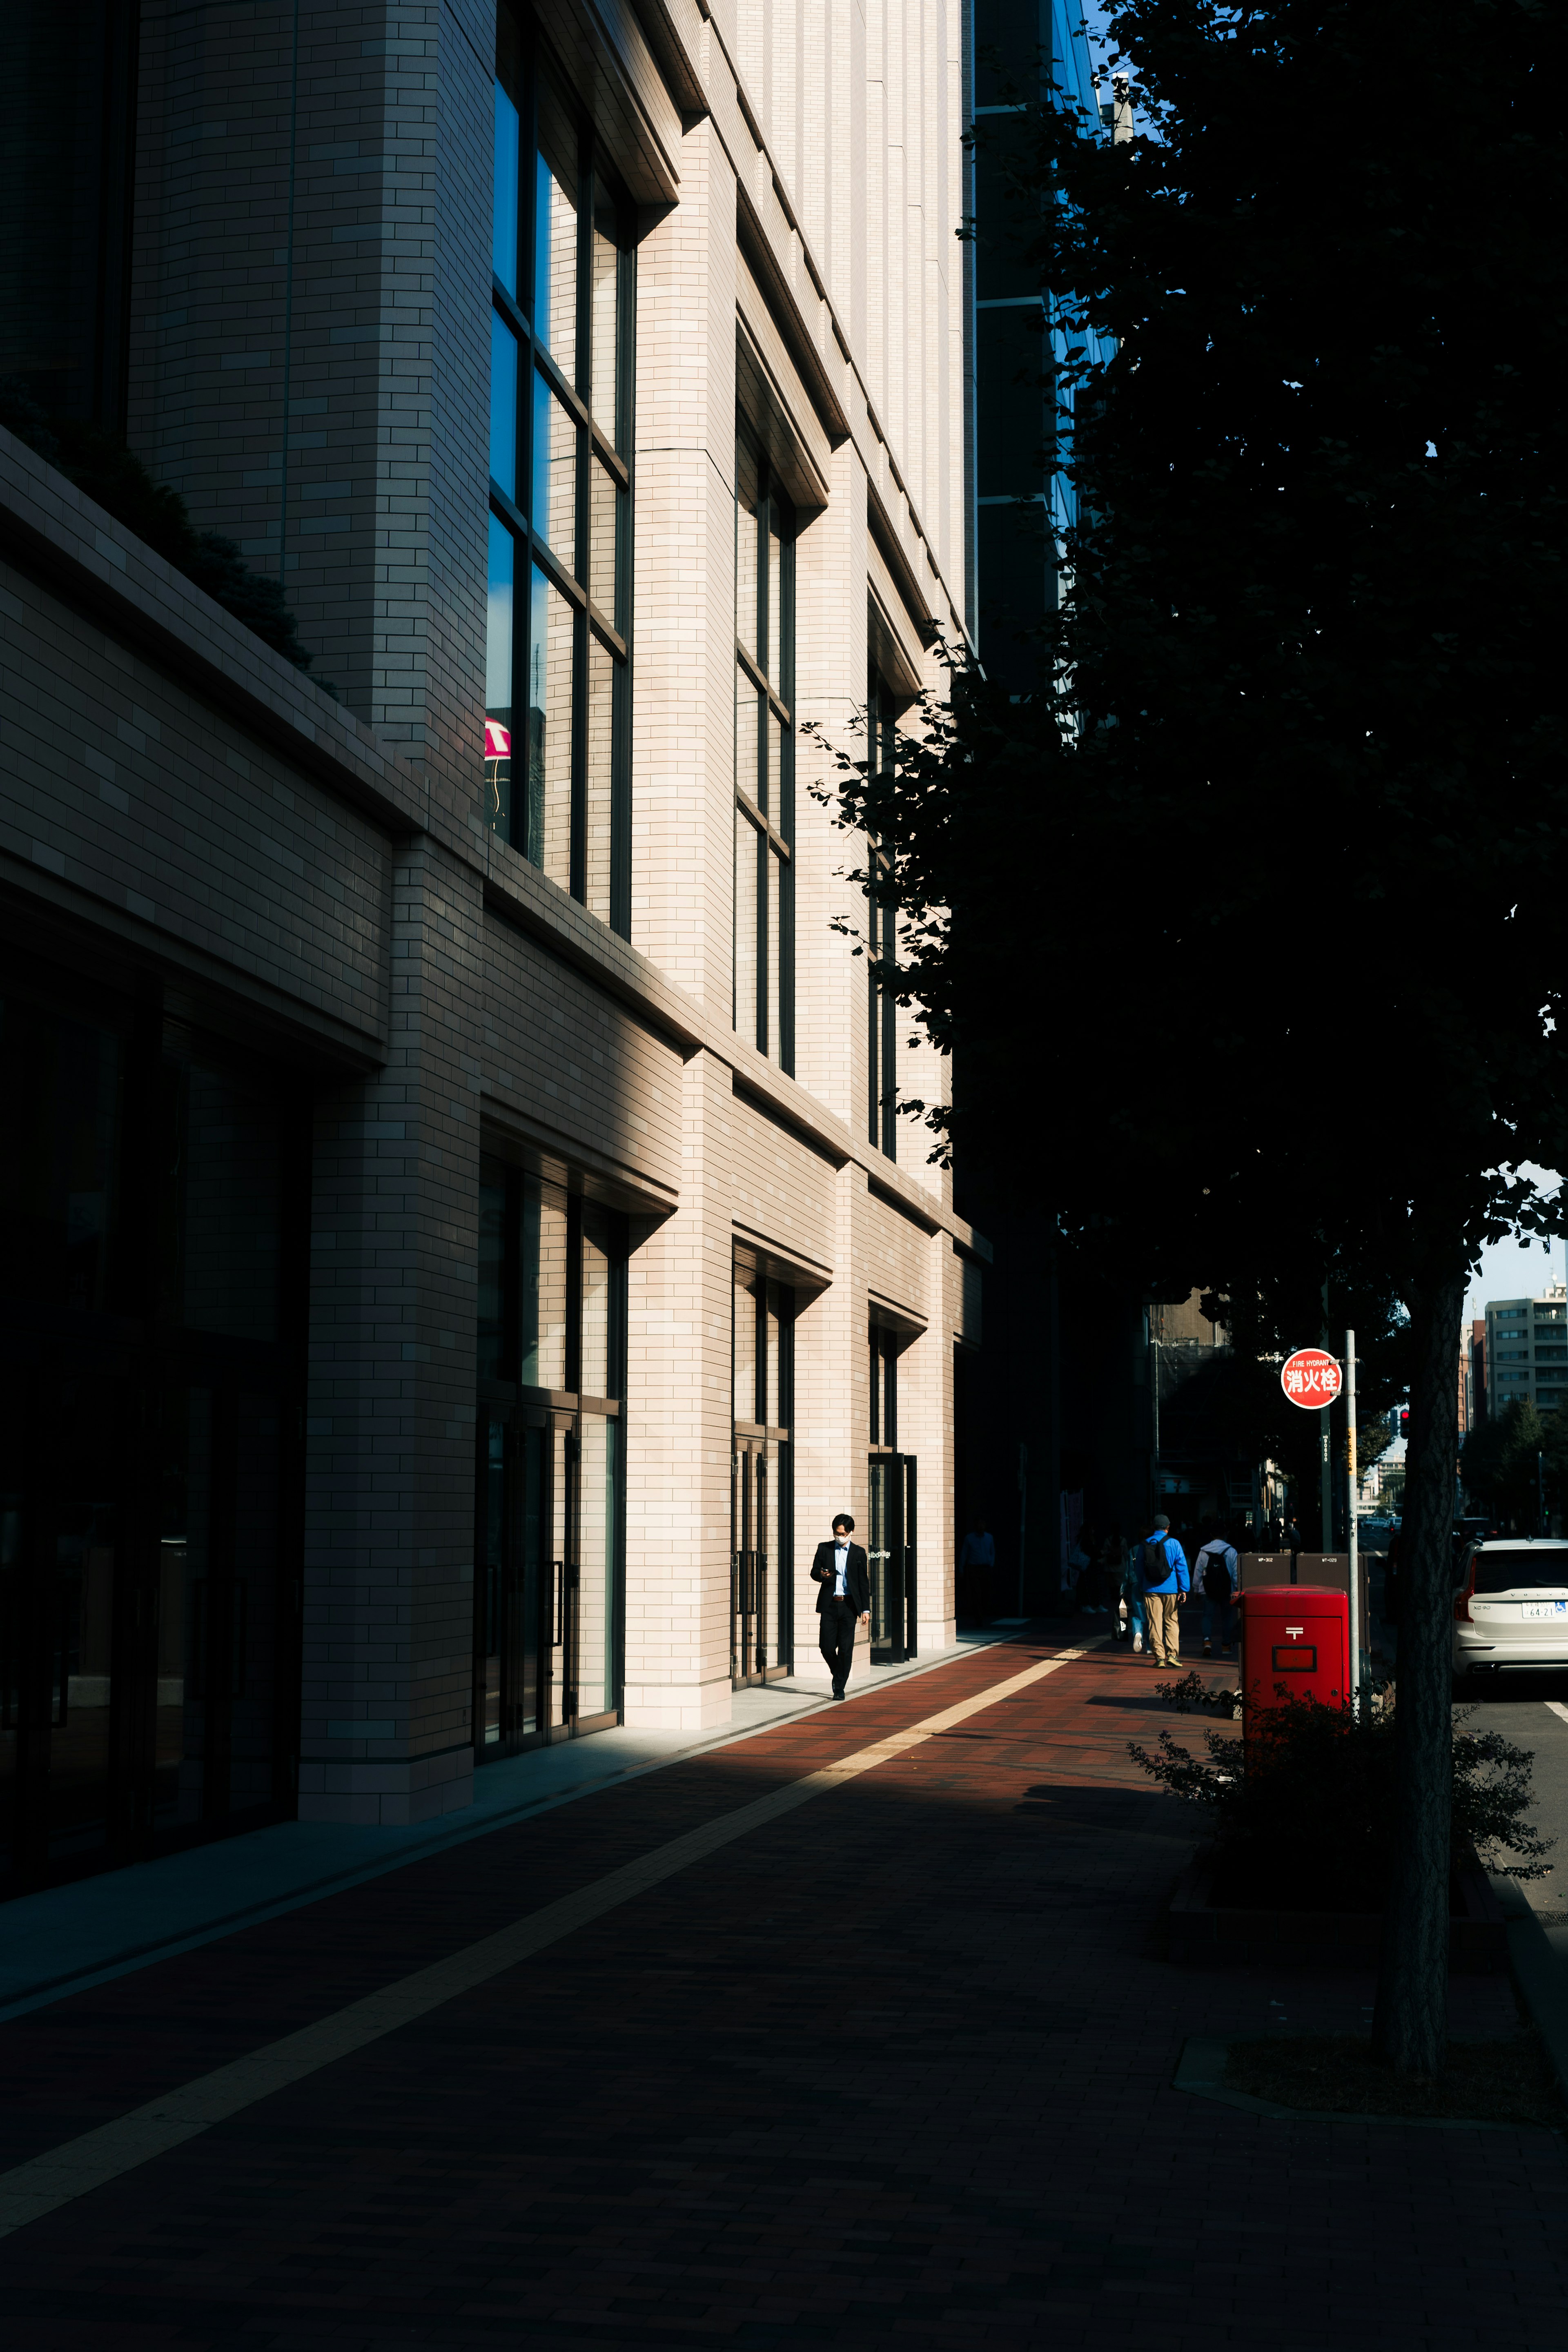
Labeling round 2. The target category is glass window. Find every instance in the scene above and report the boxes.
[490,312,519,501]
[486,514,515,835]
[162,1050,283,1343]
[474,1163,627,1759]
[734,1266,759,1423]
[532,371,576,564]
[493,83,520,296]
[866,670,899,1157]
[527,565,575,893]
[589,456,621,628]
[0,975,305,1897]
[521,1180,569,1391]
[534,141,578,373]
[487,9,633,934]
[0,998,120,1314]
[586,629,616,925]
[590,181,621,444]
[734,421,795,1071]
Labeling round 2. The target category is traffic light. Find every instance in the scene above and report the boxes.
[1399,1408,1410,1444]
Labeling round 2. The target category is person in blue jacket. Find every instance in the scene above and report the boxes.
[1138,1512,1190,1667]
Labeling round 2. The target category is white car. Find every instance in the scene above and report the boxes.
[1452,1538,1568,1679]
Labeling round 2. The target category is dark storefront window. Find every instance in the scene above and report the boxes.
[475,1153,626,1756]
[0,974,306,1897]
[0,0,141,430]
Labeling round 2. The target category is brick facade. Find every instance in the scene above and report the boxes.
[0,0,982,1841]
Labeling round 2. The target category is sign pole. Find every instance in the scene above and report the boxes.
[1320,1410,1333,1552]
[1346,1329,1360,1711]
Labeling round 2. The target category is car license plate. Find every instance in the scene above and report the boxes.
[1522,1600,1568,1618]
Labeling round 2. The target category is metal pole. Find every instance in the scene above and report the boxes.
[1320,1408,1333,1554]
[1347,1329,1360,1711]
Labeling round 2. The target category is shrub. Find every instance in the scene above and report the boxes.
[1,381,316,675]
[1130,1688,1551,1913]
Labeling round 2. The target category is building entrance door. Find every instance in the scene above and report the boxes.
[731,1437,787,1685]
[477,1402,619,1753]
[868,1454,918,1662]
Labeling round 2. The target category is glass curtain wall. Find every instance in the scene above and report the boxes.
[866,669,898,1157]
[476,1155,626,1755]
[487,2,633,933]
[734,425,795,1069]
[731,1263,794,1684]
[0,967,306,1898]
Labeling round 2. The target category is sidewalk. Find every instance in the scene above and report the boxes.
[0,1630,1014,2025]
[0,1624,1561,2349]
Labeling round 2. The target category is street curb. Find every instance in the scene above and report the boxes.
[1488,1869,1568,2103]
[1173,2035,1523,2130]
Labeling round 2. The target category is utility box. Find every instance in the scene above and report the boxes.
[1239,1585,1350,1738]
[1241,1552,1368,1666]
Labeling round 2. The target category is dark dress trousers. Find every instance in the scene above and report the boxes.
[811,1541,871,1691]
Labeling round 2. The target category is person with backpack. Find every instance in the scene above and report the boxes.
[1137,1513,1190,1666]
[1193,1528,1240,1658]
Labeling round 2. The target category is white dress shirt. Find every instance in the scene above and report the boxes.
[833,1540,849,1597]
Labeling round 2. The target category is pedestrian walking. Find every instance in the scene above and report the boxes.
[1137,1513,1189,1666]
[811,1513,871,1699]
[1193,1526,1239,1657]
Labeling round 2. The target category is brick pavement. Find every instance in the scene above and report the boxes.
[0,1628,1562,2348]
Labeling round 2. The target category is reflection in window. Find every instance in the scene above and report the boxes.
[486,5,632,936]
[733,422,795,1069]
[866,670,899,1158]
[478,1156,626,1401]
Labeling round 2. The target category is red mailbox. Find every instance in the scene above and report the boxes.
[1239,1584,1350,1740]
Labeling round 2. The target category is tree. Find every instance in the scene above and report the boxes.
[815,0,1568,2075]
[1464,1397,1548,1527]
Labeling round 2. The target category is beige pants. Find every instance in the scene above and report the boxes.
[1145,1591,1181,1666]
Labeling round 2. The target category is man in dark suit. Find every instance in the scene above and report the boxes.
[811,1513,871,1700]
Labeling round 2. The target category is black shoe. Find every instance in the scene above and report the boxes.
[832,1685,846,1701]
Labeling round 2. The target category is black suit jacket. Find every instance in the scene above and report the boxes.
[811,1540,870,1616]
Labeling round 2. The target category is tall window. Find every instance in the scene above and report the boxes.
[487,5,633,933]
[734,425,795,1069]
[867,671,898,1156]
[477,1157,626,1753]
[732,1263,794,1685]
[869,1326,899,1448]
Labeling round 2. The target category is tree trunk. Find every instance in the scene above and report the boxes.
[1372,1250,1466,2078]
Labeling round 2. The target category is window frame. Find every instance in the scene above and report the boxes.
[733,422,796,1073]
[866,670,899,1158]
[487,20,635,936]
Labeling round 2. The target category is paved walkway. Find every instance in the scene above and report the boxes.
[0,1628,1561,2348]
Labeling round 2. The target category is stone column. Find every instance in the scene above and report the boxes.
[299,840,485,1822]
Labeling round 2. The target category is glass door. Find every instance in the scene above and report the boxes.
[869,1453,918,1662]
[732,1436,786,1686]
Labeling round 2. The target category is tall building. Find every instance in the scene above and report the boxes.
[0,0,980,1895]
[1484,1287,1568,1416]
[965,0,1119,694]
[955,0,1131,1598]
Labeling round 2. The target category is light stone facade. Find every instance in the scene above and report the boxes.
[0,0,982,1841]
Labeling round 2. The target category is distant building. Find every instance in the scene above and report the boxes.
[1485,1286,1568,1415]
[1462,1317,1486,1430]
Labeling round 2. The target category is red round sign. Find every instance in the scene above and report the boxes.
[1281,1348,1343,1408]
